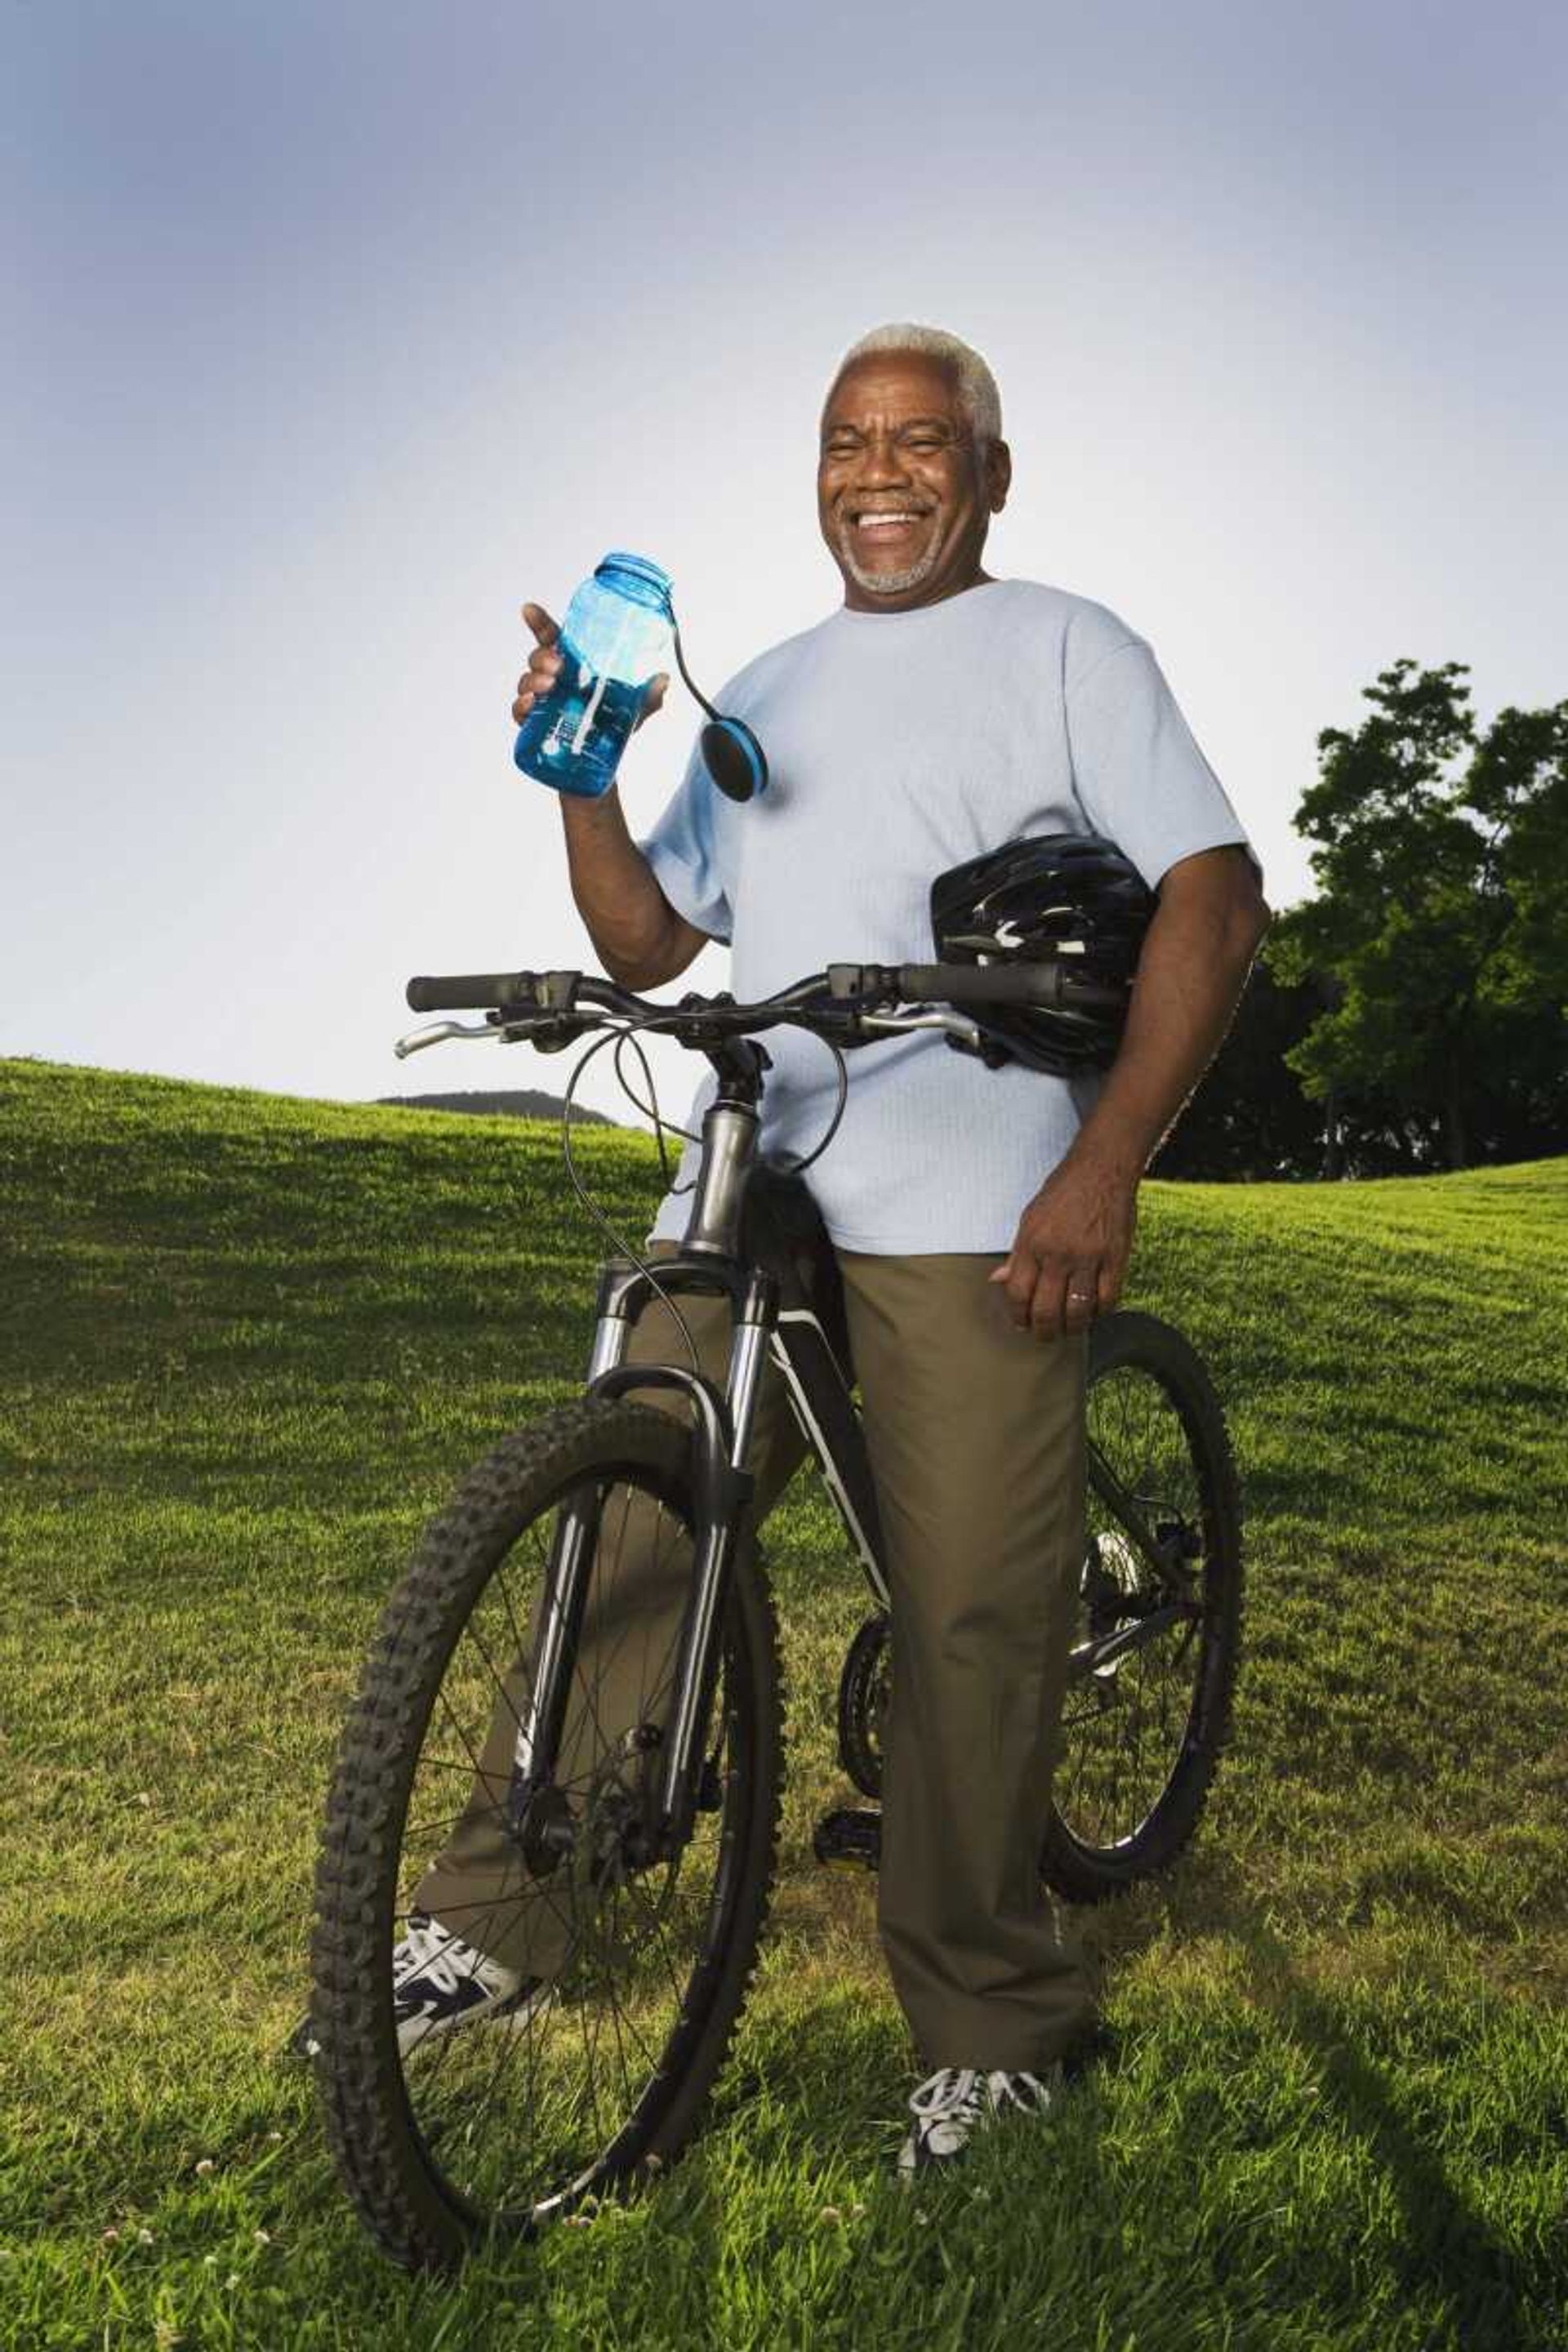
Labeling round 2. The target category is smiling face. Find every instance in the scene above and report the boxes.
[817,350,1011,613]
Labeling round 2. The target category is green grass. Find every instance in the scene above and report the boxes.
[2,1054,1566,2350]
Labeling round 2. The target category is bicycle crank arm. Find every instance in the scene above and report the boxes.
[1067,1600,1197,1683]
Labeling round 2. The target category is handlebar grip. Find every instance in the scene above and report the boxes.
[406,973,537,1013]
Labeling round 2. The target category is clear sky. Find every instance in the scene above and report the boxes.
[6,0,1565,1134]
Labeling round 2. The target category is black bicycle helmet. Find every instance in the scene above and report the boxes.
[929,831,1156,1075]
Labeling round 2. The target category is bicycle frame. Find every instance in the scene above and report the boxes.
[504,1041,889,1866]
[502,1031,1200,1873]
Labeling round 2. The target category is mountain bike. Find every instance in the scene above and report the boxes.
[306,957,1243,2271]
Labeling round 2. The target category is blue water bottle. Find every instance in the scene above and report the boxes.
[514,552,675,797]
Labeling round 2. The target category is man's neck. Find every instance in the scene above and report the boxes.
[842,566,996,617]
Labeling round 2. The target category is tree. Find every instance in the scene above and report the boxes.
[1264,661,1568,1171]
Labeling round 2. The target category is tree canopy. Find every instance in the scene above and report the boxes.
[1156,661,1568,1178]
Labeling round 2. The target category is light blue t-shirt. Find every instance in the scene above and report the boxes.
[635,577,1262,1255]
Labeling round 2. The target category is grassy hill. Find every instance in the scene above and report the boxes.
[2,1056,1565,2350]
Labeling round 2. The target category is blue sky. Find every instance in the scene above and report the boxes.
[6,0,1565,1130]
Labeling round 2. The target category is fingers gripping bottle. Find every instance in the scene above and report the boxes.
[514,552,675,797]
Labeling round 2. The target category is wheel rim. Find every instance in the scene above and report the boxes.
[1053,1358,1214,1860]
[390,1462,752,2229]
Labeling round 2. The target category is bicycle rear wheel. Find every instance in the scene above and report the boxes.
[1040,1310,1243,1902]
[308,1395,782,2270]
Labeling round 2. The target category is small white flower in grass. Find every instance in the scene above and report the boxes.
[267,2131,283,2143]
[817,2206,842,2225]
[100,2227,120,2244]
[194,2159,215,2177]
[136,2227,154,2245]
[203,2254,219,2268]
[253,2228,271,2246]
[225,2274,241,2291]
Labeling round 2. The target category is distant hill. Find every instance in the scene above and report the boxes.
[377,1089,621,1126]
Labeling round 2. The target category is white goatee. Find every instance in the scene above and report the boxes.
[835,512,942,598]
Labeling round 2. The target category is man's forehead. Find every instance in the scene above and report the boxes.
[821,355,962,431]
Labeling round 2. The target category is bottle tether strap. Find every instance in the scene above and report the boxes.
[671,620,769,804]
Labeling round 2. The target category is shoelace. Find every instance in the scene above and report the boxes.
[392,1913,452,1990]
[395,1910,527,2007]
[909,2067,1057,2131]
[393,1911,502,1999]
[910,2067,987,2124]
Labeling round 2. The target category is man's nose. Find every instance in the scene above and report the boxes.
[849,430,915,486]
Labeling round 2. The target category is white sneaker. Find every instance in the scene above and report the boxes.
[898,2064,1064,2177]
[288,1910,543,2062]
[390,1910,539,2056]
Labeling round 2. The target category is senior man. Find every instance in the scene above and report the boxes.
[379,323,1269,2176]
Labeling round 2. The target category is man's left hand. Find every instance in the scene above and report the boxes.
[988,1154,1139,1339]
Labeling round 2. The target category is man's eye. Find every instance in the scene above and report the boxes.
[822,433,950,457]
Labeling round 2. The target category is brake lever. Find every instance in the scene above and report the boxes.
[394,1019,498,1061]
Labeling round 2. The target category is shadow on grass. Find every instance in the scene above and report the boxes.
[1071,1846,1546,2347]
[1242,1913,1539,2348]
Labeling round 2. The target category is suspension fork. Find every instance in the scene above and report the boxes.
[505,1261,777,1869]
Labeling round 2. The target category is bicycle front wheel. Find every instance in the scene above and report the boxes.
[1041,1310,1243,1904]
[308,1395,782,2270]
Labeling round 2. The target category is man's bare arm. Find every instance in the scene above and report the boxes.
[990,844,1270,1339]
[559,786,711,991]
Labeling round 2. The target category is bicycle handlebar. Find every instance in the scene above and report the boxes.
[404,960,1122,1020]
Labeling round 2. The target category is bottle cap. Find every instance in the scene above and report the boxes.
[596,551,674,600]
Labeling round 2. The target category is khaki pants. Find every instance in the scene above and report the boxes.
[416,1241,1098,2073]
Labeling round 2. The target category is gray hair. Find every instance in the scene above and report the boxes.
[825,322,1003,451]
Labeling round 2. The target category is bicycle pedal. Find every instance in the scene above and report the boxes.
[813,1806,881,1872]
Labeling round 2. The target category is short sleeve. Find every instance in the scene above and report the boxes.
[1066,639,1264,896]
[633,735,733,945]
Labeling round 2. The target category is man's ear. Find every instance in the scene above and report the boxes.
[987,438,1013,512]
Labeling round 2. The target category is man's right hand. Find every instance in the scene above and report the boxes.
[512,602,670,733]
